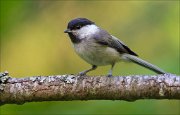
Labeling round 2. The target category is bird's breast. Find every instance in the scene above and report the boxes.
[73,40,121,66]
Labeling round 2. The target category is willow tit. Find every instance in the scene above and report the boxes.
[64,18,166,76]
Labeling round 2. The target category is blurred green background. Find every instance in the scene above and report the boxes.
[0,0,179,115]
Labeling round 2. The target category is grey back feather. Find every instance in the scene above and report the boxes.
[93,29,138,56]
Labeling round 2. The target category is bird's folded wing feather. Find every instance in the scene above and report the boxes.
[93,29,138,56]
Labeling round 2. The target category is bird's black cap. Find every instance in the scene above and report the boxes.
[67,18,94,30]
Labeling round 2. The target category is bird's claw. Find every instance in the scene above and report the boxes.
[107,74,113,77]
[78,71,86,76]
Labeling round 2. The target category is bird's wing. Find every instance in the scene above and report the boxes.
[93,29,138,56]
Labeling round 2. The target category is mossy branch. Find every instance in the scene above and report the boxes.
[0,72,180,105]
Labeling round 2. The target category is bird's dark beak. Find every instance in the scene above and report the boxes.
[64,29,72,33]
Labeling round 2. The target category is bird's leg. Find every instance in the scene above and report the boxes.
[79,65,97,76]
[107,63,115,77]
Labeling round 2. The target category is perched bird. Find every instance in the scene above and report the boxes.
[64,18,166,76]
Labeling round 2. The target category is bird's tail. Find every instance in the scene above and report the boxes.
[123,54,166,74]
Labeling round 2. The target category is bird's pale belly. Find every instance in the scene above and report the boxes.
[74,42,121,66]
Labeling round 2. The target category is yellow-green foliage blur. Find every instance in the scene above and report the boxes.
[0,1,179,115]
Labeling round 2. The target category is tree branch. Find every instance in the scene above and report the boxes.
[0,72,179,105]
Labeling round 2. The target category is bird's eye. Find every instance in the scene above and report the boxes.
[76,25,81,29]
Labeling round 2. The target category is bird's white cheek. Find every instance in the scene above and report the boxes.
[76,25,99,39]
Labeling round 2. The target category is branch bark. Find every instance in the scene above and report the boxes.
[0,72,180,105]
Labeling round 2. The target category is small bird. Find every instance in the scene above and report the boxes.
[64,18,166,76]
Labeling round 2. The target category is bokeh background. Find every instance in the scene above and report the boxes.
[0,0,179,115]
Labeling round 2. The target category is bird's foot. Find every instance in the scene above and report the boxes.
[107,74,113,77]
[78,71,86,76]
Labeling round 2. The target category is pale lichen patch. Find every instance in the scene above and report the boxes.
[29,77,37,82]
[159,87,165,96]
[65,75,76,84]
[0,71,10,91]
[40,77,46,83]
